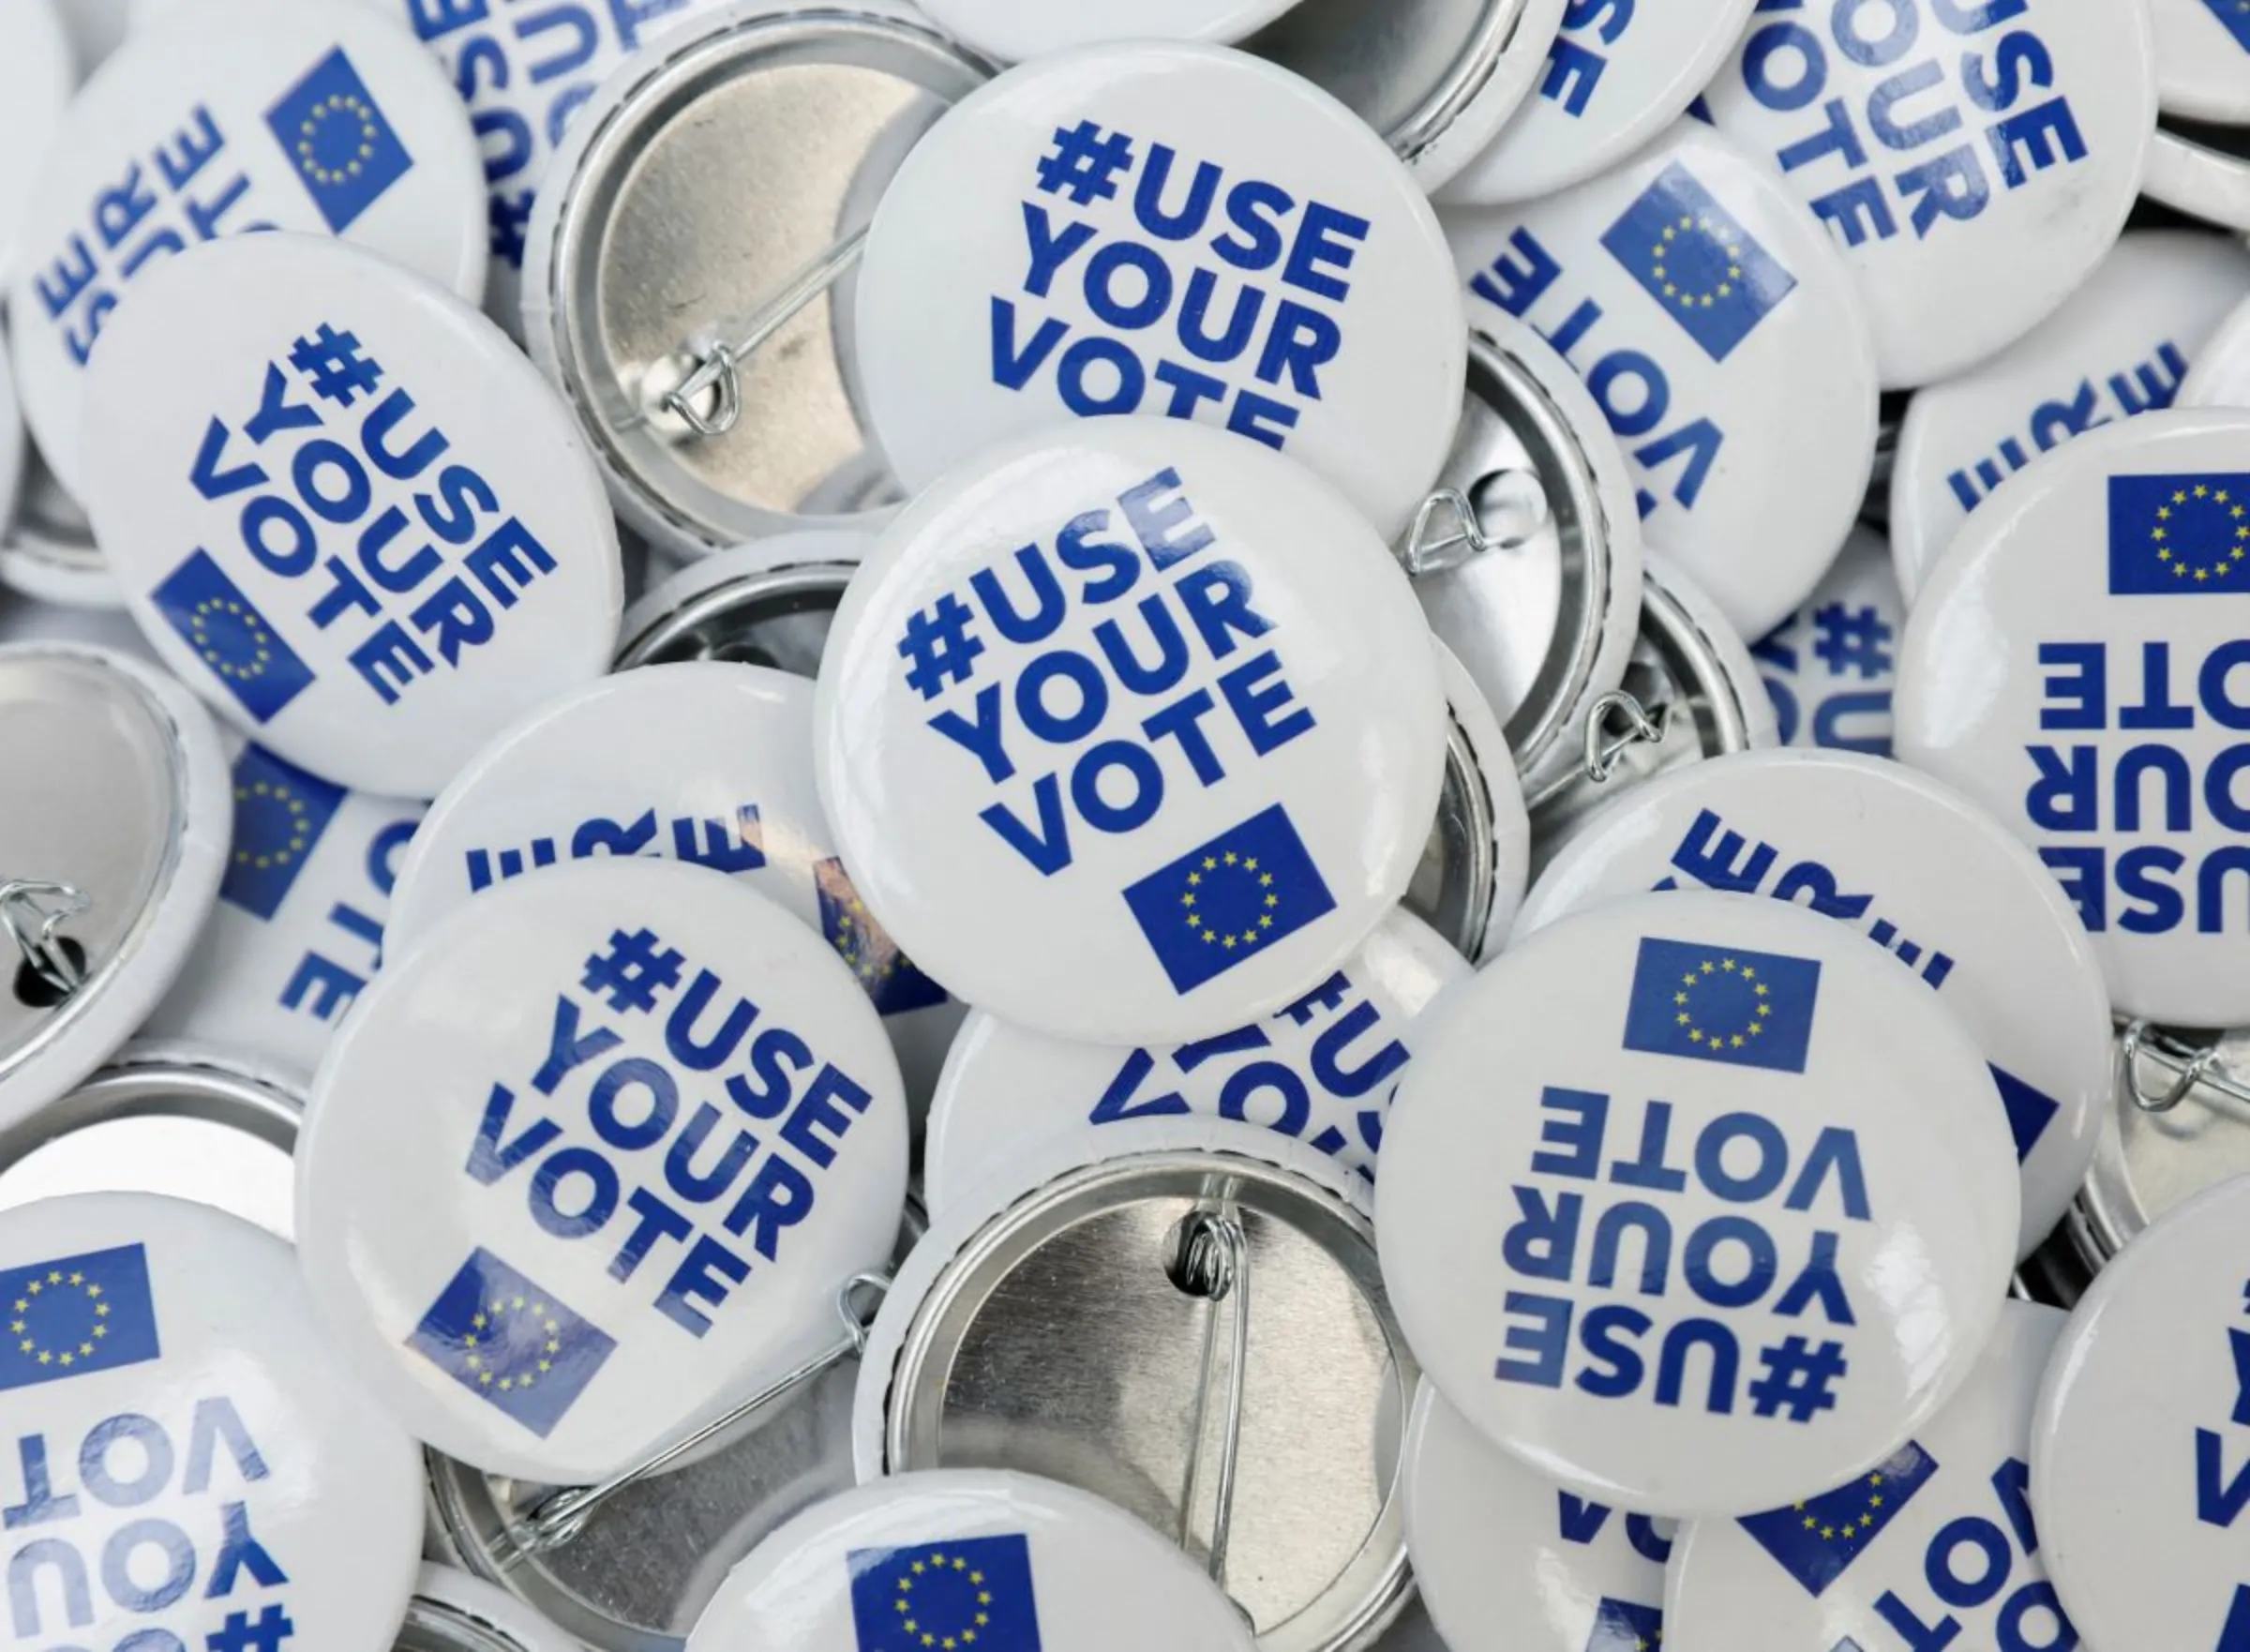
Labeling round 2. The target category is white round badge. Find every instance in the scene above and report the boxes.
[7,0,486,500]
[1894,408,2250,1027]
[77,232,622,799]
[294,857,909,1482]
[408,1563,582,1652]
[919,0,1301,60]
[1378,890,2019,1518]
[1700,0,2156,390]
[815,418,1448,1045]
[852,41,1467,536]
[0,0,71,277]
[1667,1300,2071,1652]
[0,331,25,549]
[684,1469,1258,1652]
[0,1192,424,1651]
[1441,120,1879,640]
[2031,1174,2250,1652]
[2150,0,2250,124]
[1892,232,2250,599]
[2182,283,2250,412]
[1752,525,1904,757]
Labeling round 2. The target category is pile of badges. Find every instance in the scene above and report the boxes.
[2,2,2249,1650]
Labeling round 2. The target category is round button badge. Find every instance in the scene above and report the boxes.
[407,1563,582,1652]
[920,0,1301,60]
[814,418,1448,1045]
[77,232,622,799]
[1441,120,1879,641]
[1752,525,1904,756]
[294,857,909,1482]
[2149,0,2250,124]
[1378,890,2020,1518]
[2182,284,2250,412]
[852,40,1467,535]
[1700,0,2156,390]
[1894,408,2250,1027]
[0,0,71,276]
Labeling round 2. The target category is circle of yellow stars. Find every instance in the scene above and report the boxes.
[892,1552,994,1649]
[1793,1468,1888,1541]
[460,1295,562,1394]
[233,779,311,872]
[1651,214,1742,311]
[10,1269,112,1370]
[2150,484,2249,581]
[187,595,275,682]
[1181,850,1278,952]
[298,94,382,186]
[1673,956,1771,1053]
[830,891,900,987]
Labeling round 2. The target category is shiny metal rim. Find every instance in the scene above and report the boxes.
[613,562,857,668]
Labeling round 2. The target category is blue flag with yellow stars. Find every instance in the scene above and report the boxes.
[2202,0,2250,53]
[817,858,949,1016]
[1600,162,1797,363]
[407,1249,616,1438]
[1122,804,1338,995]
[1622,936,1822,1074]
[151,550,317,724]
[221,743,346,921]
[1585,1598,1663,1652]
[264,47,415,233]
[2107,473,2250,593]
[1736,1441,1940,1597]
[1,1243,162,1392]
[848,1533,1042,1652]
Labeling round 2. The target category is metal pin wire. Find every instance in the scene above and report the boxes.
[2118,1018,2250,1114]
[0,879,91,999]
[1397,473,1549,578]
[1174,1208,1251,1595]
[1581,689,1677,785]
[656,228,871,440]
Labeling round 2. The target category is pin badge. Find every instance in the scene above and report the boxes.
[1424,638,1534,959]
[405,1563,581,1652]
[0,1191,424,1649]
[616,530,880,674]
[0,442,116,610]
[1751,526,1903,757]
[2149,119,2250,233]
[77,233,623,799]
[1443,120,1880,640]
[2150,0,2250,125]
[2182,279,2250,412]
[0,0,71,273]
[850,40,1468,535]
[2068,1023,2250,1269]
[920,0,1304,61]
[1378,891,2020,1517]
[814,418,1448,1045]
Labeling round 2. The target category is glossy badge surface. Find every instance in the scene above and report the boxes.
[2150,0,2250,124]
[814,418,1448,1046]
[77,233,622,800]
[1751,524,1903,757]
[0,0,71,277]
[922,0,1301,59]
[1894,408,2250,1027]
[1378,891,2019,1518]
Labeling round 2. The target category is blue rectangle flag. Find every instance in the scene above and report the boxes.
[220,743,347,920]
[2202,0,2250,53]
[407,1249,616,1438]
[1600,161,1798,363]
[264,47,415,233]
[1736,1440,1941,1597]
[1585,1598,1664,1652]
[1,1243,162,1391]
[151,550,317,724]
[848,1532,1043,1652]
[817,857,949,1016]
[1622,936,1822,1074]
[1122,804,1338,996]
[2107,473,2250,593]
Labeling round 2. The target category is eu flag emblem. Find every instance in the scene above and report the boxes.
[1736,1441,1940,1597]
[1990,1064,2059,1165]
[2202,0,2250,53]
[220,743,346,920]
[817,858,949,1016]
[1121,804,1338,996]
[1585,1598,1663,1652]
[406,1248,616,1438]
[151,550,317,724]
[2106,473,2250,593]
[1600,163,1798,363]
[263,48,414,233]
[848,1533,1043,1652]
[1622,936,1822,1074]
[1,1244,162,1392]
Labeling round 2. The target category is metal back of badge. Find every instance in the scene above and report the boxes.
[395,1602,538,1652]
[2063,1023,2250,1272]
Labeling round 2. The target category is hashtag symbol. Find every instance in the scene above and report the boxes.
[580,927,686,1015]
[1035,120,1137,206]
[287,323,384,408]
[1747,1335,1849,1423]
[1811,602,1895,682]
[206,1603,297,1651]
[896,593,986,700]
[490,188,534,271]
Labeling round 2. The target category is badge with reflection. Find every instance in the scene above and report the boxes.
[849,1534,1042,1652]
[1586,1598,1663,1652]
[1123,804,1338,995]
[2201,0,2250,53]
[1736,1441,1940,1597]
[1,1244,162,1392]
[264,48,414,233]
[151,550,317,723]
[1622,937,1822,1074]
[2106,473,2250,593]
[1601,162,1798,363]
[221,743,346,920]
[407,1248,616,1438]
[1990,1064,2059,1164]
[817,857,949,1016]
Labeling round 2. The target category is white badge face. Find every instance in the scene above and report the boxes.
[1442,121,1879,641]
[8,0,487,500]
[0,1193,424,1652]
[2031,1175,2250,1652]
[852,40,1467,536]
[2150,0,2250,122]
[78,232,622,800]
[412,1563,582,1652]
[2182,287,2250,413]
[1700,0,2156,391]
[1512,748,2109,1260]
[1892,232,2250,599]
[0,334,25,558]
[1751,525,1903,758]
[814,418,1448,1046]
[685,1468,1259,1652]
[916,0,1300,60]
[2140,126,2250,236]
[1895,409,2250,1027]
[1669,1301,2071,1652]
[1377,890,2019,1518]
[0,0,72,277]
[1402,1380,1676,1652]
[294,858,909,1482]
[923,907,1468,1212]
[1442,0,1759,206]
